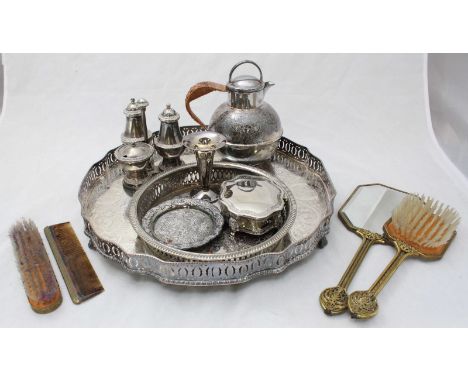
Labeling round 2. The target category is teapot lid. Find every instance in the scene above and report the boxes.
[228,75,264,93]
[226,60,265,93]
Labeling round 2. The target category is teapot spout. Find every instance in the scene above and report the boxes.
[263,81,275,95]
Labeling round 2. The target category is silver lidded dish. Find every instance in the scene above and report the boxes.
[114,142,154,191]
[220,174,286,236]
[141,198,224,250]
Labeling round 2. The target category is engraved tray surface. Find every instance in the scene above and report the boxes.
[79,126,336,286]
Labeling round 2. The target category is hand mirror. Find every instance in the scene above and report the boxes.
[319,183,407,315]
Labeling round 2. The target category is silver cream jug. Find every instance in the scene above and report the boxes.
[185,60,282,163]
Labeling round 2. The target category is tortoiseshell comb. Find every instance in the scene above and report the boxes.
[45,222,104,304]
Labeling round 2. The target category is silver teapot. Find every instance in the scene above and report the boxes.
[185,60,282,163]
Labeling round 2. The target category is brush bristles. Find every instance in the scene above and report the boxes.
[392,194,460,248]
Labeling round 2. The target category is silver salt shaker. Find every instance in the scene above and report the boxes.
[154,104,185,171]
[121,98,148,144]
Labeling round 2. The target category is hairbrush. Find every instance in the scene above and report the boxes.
[9,219,62,313]
[348,194,460,319]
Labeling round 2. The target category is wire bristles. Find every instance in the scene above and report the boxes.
[392,194,460,248]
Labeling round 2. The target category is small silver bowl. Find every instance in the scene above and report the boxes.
[115,142,154,191]
[141,198,224,250]
[219,174,287,236]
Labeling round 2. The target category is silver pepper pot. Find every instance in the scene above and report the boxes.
[154,104,185,171]
[136,98,150,140]
[121,98,149,144]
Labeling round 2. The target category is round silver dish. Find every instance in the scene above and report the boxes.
[141,198,224,250]
[128,162,296,262]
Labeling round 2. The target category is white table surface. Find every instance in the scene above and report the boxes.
[1,53,467,327]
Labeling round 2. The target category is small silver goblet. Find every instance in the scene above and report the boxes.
[182,131,226,203]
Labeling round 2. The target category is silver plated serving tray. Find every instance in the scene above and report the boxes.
[79,126,336,286]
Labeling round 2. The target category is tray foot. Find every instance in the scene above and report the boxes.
[88,240,96,250]
[318,236,328,249]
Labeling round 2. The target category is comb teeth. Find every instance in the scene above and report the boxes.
[9,219,62,313]
[392,194,460,248]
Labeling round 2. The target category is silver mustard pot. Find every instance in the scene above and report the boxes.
[185,60,282,163]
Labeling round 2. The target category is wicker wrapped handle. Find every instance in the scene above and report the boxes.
[185,81,227,128]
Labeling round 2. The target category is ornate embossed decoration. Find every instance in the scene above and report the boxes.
[358,229,384,242]
[347,291,378,319]
[319,229,385,316]
[141,198,224,250]
[395,239,416,255]
[319,286,349,315]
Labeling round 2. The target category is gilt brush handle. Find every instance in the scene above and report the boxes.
[319,231,383,315]
[368,247,411,296]
[348,244,411,319]
[339,236,377,288]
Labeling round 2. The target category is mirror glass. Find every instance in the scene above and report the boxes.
[340,184,407,233]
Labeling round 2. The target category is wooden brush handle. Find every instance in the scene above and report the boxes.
[185,81,227,128]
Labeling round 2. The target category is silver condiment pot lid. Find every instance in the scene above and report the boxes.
[158,104,180,123]
[115,142,154,164]
[123,98,143,117]
[136,98,149,109]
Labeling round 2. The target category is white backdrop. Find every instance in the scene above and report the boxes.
[1,54,467,327]
[428,54,468,178]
